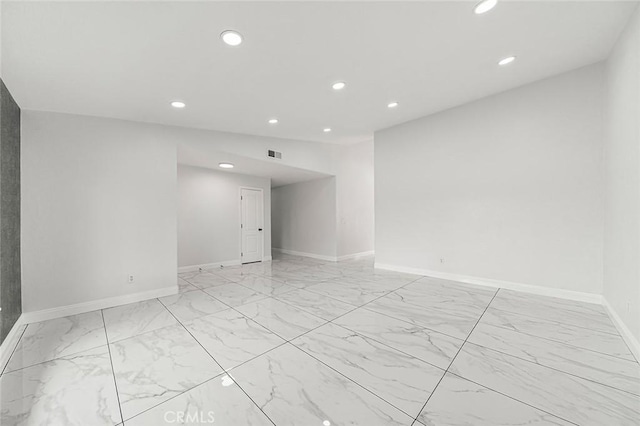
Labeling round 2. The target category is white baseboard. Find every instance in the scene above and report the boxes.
[178,259,241,273]
[602,298,640,363]
[20,285,179,324]
[272,248,338,262]
[263,256,273,262]
[0,315,26,373]
[337,250,375,261]
[374,263,603,305]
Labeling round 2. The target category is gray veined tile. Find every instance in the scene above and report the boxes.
[449,342,640,426]
[305,280,388,306]
[159,290,229,322]
[202,282,270,307]
[490,290,617,334]
[408,276,497,298]
[328,275,408,292]
[275,288,354,320]
[364,296,479,340]
[267,270,337,288]
[349,269,422,286]
[208,266,252,281]
[110,324,223,420]
[335,308,463,370]
[418,372,573,426]
[181,271,234,289]
[235,275,297,296]
[293,322,445,416]
[480,307,636,361]
[5,310,106,372]
[235,298,327,340]
[177,277,199,293]
[103,298,178,342]
[125,374,273,426]
[184,308,285,370]
[468,322,640,396]
[383,290,487,321]
[400,277,497,309]
[0,346,121,425]
[231,343,414,426]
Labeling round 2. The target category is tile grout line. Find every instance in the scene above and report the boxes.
[409,287,501,426]
[463,338,640,398]
[0,323,28,376]
[411,289,581,426]
[443,370,580,426]
[488,305,623,337]
[476,316,639,363]
[155,296,279,426]
[101,309,125,425]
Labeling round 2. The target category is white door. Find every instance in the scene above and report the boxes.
[241,188,264,264]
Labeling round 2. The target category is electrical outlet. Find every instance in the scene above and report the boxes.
[440,258,445,264]
[128,275,134,283]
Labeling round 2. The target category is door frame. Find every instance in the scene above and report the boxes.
[238,186,265,264]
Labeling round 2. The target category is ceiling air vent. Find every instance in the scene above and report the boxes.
[268,150,282,159]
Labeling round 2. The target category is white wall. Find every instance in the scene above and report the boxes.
[336,140,375,258]
[178,164,271,268]
[20,110,344,313]
[603,7,640,344]
[271,177,337,259]
[375,64,605,294]
[22,111,178,312]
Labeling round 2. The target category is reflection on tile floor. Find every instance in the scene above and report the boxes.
[2,253,639,425]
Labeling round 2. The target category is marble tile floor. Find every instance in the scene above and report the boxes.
[2,253,639,425]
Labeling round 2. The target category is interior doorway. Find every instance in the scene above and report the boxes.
[240,187,264,264]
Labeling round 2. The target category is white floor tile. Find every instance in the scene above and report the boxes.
[418,373,573,425]
[5,311,106,372]
[235,298,327,340]
[110,324,222,420]
[103,299,178,342]
[335,308,463,369]
[450,342,640,425]
[0,346,121,425]
[125,374,273,426]
[159,290,228,322]
[293,322,445,416]
[230,343,414,426]
[184,308,285,370]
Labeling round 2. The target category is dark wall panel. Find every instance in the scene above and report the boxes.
[0,79,22,344]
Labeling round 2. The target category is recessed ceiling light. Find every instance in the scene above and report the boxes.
[171,101,186,108]
[474,0,497,14]
[268,118,279,124]
[332,81,346,91]
[387,101,399,108]
[323,128,332,133]
[221,30,243,46]
[498,56,516,66]
[218,163,234,169]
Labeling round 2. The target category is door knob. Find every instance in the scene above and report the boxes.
[258,228,263,231]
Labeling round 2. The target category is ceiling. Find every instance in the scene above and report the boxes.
[2,1,637,145]
[178,145,331,187]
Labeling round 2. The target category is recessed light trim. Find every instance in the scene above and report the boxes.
[221,30,243,46]
[332,81,346,91]
[323,128,332,133]
[219,163,234,169]
[268,118,279,124]
[387,101,399,108]
[170,101,186,108]
[474,0,497,14]
[498,56,516,66]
